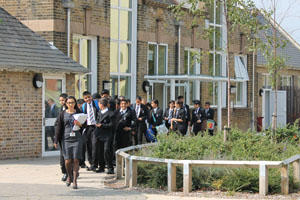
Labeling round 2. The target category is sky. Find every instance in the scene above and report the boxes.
[253,0,300,45]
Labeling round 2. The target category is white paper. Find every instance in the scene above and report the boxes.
[73,113,88,131]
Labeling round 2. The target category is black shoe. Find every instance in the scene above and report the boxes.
[107,168,114,174]
[61,174,68,182]
[73,185,78,189]
[80,164,87,168]
[87,166,97,171]
[95,168,105,173]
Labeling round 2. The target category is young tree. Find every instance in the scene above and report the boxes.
[171,0,262,129]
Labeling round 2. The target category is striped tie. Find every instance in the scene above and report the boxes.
[89,103,95,124]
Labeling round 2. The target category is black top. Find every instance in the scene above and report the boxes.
[148,107,163,127]
[94,109,115,141]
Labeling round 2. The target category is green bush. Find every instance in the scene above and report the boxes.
[134,125,300,193]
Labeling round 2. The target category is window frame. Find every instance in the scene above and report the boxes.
[234,54,248,108]
[147,42,168,75]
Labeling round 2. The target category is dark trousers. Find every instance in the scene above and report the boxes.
[193,124,202,136]
[133,122,147,145]
[99,138,113,169]
[115,130,131,150]
[86,125,96,166]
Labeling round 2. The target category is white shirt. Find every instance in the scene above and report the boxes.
[153,108,158,114]
[87,102,96,125]
[101,108,108,114]
[135,104,140,117]
[120,109,126,115]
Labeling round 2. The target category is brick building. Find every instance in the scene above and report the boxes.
[0,7,88,159]
[0,0,264,158]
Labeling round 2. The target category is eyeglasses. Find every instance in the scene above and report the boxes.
[67,102,75,105]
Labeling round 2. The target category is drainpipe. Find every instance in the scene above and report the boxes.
[252,41,256,131]
[62,0,75,57]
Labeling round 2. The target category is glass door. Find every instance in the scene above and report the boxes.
[42,75,66,156]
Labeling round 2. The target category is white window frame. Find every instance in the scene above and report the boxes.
[73,34,98,98]
[147,42,168,75]
[209,0,226,108]
[280,75,292,87]
[234,55,248,108]
[110,0,137,101]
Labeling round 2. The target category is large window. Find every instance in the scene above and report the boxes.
[263,74,292,89]
[110,0,137,99]
[234,55,248,107]
[208,0,226,107]
[184,48,201,105]
[72,35,97,99]
[147,43,168,75]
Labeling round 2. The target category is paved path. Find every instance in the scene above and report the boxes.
[0,157,297,200]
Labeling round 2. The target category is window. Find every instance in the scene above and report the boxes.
[234,55,248,107]
[147,43,168,75]
[280,76,292,87]
[110,0,137,99]
[208,0,226,107]
[72,35,97,99]
[184,48,201,105]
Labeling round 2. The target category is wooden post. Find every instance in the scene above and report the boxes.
[125,157,130,186]
[168,161,177,192]
[183,162,192,194]
[292,160,300,184]
[129,158,137,187]
[116,153,123,179]
[259,164,268,196]
[281,165,289,195]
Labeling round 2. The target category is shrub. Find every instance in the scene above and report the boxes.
[134,126,300,193]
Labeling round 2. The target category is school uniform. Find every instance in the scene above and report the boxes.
[172,108,186,135]
[191,107,206,135]
[93,108,115,171]
[164,107,174,129]
[114,108,134,150]
[183,104,190,134]
[148,107,163,136]
[205,108,215,135]
[81,100,99,169]
[132,103,148,145]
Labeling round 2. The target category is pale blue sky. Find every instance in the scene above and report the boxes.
[253,0,300,45]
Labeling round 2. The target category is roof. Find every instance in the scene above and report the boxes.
[257,14,300,69]
[0,7,89,74]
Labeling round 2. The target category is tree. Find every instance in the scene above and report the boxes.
[171,0,263,130]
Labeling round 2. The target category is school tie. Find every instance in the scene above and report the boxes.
[89,103,96,125]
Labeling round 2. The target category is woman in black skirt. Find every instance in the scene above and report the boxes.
[54,96,83,189]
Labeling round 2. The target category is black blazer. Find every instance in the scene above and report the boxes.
[205,108,214,120]
[149,108,163,127]
[173,108,186,133]
[94,110,115,141]
[164,108,174,126]
[115,108,134,133]
[132,103,148,123]
[183,104,190,123]
[191,107,206,125]
[54,109,83,146]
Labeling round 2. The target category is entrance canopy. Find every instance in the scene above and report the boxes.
[144,74,249,131]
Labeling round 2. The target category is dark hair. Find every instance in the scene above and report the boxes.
[115,98,121,106]
[82,91,91,97]
[205,102,211,105]
[101,89,109,95]
[119,96,125,100]
[92,93,101,99]
[59,93,68,99]
[65,96,80,112]
[99,98,108,107]
[169,100,175,104]
[120,99,127,104]
[177,96,184,100]
[175,100,183,107]
[126,99,131,103]
[77,99,84,105]
[136,96,142,101]
[151,99,159,106]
